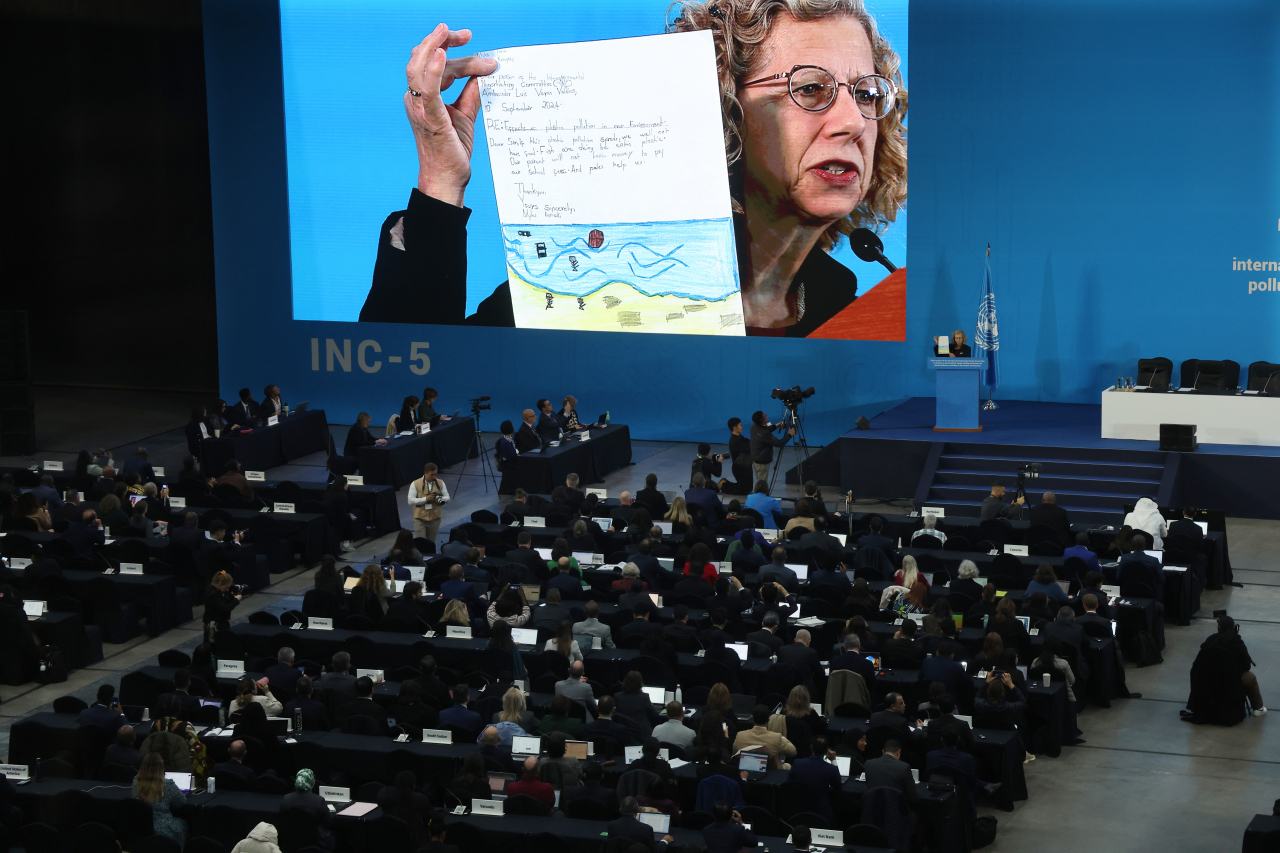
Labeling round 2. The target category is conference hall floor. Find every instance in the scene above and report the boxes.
[2,387,1278,852]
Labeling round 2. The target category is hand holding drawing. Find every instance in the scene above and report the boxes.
[404,24,497,207]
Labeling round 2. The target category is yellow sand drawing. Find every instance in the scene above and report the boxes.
[508,268,745,336]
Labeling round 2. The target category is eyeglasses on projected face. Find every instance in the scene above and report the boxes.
[739,65,899,119]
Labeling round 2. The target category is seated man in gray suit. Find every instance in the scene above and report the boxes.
[572,600,615,649]
[863,739,920,806]
[554,660,599,720]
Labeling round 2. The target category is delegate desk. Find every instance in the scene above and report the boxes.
[1101,386,1280,446]
[7,779,382,853]
[255,479,400,537]
[199,408,330,474]
[501,424,633,494]
[12,565,178,637]
[357,416,476,489]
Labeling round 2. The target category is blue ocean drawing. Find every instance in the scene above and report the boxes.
[501,219,740,301]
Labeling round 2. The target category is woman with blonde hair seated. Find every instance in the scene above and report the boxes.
[133,752,189,846]
[665,497,693,533]
[893,554,918,588]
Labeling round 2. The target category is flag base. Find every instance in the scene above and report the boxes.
[982,399,999,410]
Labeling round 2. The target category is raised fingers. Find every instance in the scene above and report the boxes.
[405,24,449,91]
[440,54,499,91]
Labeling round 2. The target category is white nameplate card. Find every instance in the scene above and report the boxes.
[446,625,472,638]
[120,563,144,575]
[921,506,945,517]
[586,488,607,498]
[346,475,364,486]
[274,502,296,514]
[153,467,166,476]
[217,660,245,675]
[308,617,334,631]
[422,729,452,744]
[473,800,504,817]
[579,433,590,442]
[0,764,30,780]
[267,415,279,426]
[11,558,32,569]
[319,786,350,802]
[170,497,186,508]
[245,471,266,481]
[43,460,64,471]
[592,553,605,564]
[1003,544,1029,556]
[524,516,545,528]
[812,829,845,848]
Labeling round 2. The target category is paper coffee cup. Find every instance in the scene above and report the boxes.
[1042,673,1052,687]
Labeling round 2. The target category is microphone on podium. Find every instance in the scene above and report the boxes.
[850,228,898,273]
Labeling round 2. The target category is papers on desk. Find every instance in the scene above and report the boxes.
[1163,565,1188,572]
[337,803,377,817]
[795,616,826,628]
[668,758,690,769]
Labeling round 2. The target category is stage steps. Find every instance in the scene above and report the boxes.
[914,442,1171,526]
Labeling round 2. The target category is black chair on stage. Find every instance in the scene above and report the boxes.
[1135,357,1172,389]
[1247,361,1280,394]
[1181,358,1240,391]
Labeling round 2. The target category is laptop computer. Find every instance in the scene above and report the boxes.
[1145,550,1163,564]
[23,600,46,620]
[511,628,538,646]
[294,401,309,413]
[597,412,610,425]
[407,567,425,582]
[165,772,194,792]
[572,551,594,565]
[656,522,673,535]
[511,735,542,756]
[1055,579,1071,594]
[727,643,749,661]
[738,752,768,779]
[265,717,292,735]
[535,547,553,559]
[487,771,516,799]
[638,813,670,834]
[657,557,674,570]
[564,740,590,760]
[786,563,809,581]
[641,686,666,704]
[864,653,882,670]
[1016,616,1031,630]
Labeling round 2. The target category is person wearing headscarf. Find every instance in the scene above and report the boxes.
[1123,497,1168,550]
[281,768,334,851]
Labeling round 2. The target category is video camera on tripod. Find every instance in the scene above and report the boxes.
[1014,461,1042,501]
[469,396,492,415]
[771,385,815,410]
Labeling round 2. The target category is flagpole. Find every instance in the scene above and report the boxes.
[981,243,999,410]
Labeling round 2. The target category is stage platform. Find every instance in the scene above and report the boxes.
[793,397,1280,521]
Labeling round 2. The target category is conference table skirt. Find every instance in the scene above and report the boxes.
[199,409,331,474]
[357,416,477,488]
[499,424,633,494]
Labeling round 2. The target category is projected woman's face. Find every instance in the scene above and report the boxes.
[740,14,878,224]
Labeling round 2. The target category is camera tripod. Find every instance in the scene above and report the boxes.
[768,405,812,494]
[455,404,499,494]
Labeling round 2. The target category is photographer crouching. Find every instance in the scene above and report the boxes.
[1184,615,1266,725]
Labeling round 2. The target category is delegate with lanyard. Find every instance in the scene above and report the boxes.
[407,462,450,543]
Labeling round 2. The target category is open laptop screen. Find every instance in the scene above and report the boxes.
[641,686,666,704]
[727,643,749,661]
[564,740,589,760]
[738,753,767,774]
[638,813,670,834]
[511,628,538,646]
[165,772,194,791]
[511,735,541,755]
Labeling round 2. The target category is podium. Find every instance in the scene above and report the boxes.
[928,357,985,431]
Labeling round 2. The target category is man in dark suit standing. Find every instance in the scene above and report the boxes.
[344,412,387,456]
[535,399,562,444]
[264,647,303,705]
[608,797,673,851]
[863,739,920,804]
[1029,492,1072,543]
[233,388,259,423]
[283,676,330,732]
[515,409,542,452]
[776,629,823,688]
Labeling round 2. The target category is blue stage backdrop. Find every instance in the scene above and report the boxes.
[205,0,1278,445]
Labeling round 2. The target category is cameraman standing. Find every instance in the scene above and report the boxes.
[980,480,1025,521]
[749,411,794,486]
[203,570,243,638]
